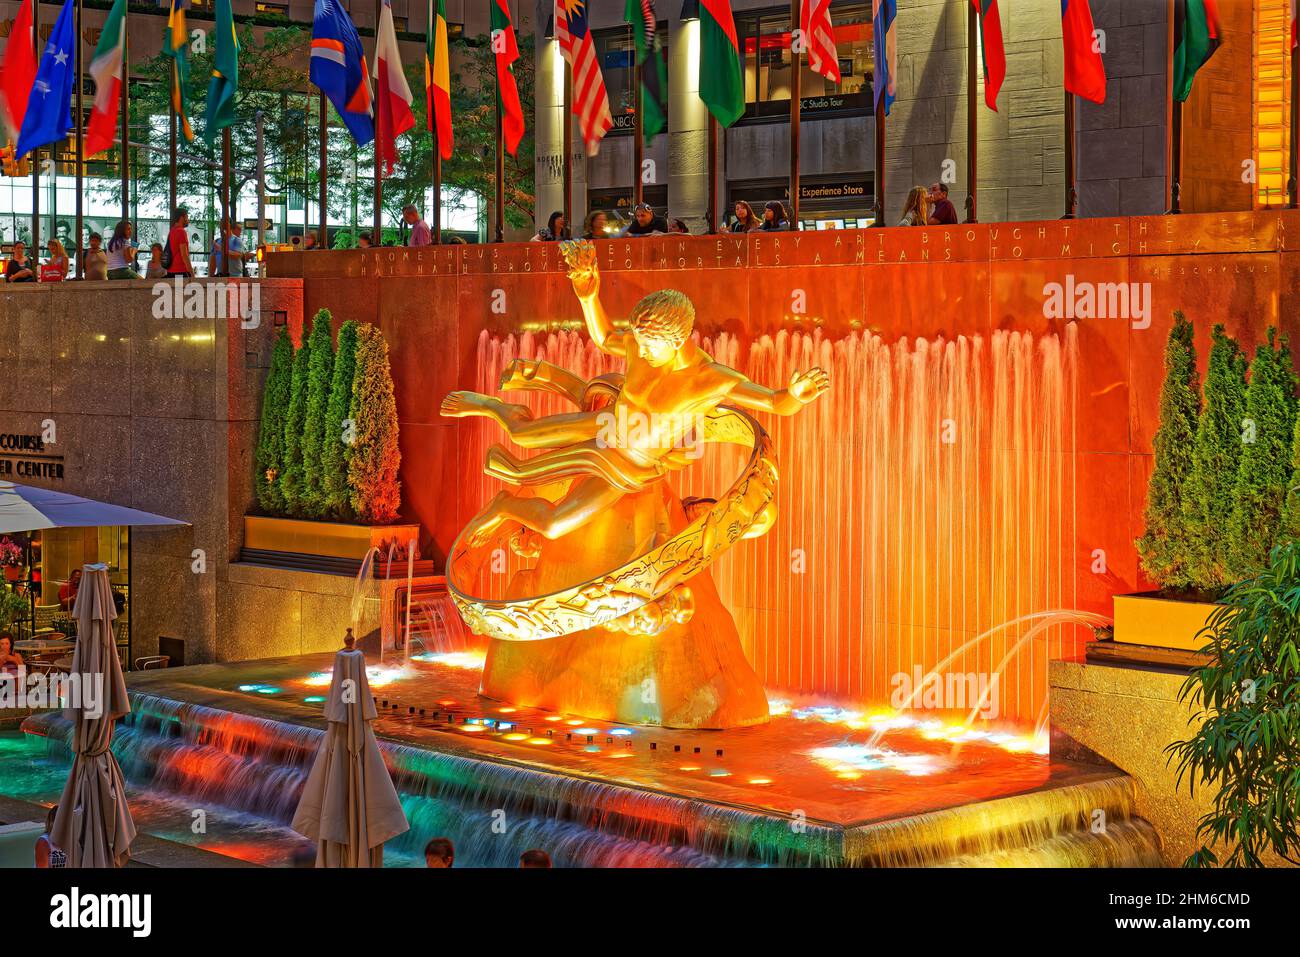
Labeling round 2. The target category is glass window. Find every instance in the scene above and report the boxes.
[737,2,872,121]
[593,24,669,136]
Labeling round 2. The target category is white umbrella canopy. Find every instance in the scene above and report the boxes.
[0,481,188,534]
[50,564,137,867]
[291,641,409,867]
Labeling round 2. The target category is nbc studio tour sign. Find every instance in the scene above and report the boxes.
[0,431,65,480]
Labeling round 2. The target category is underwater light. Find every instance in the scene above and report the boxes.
[679,765,701,772]
[502,733,529,741]
[565,719,584,726]
[460,724,486,732]
[304,696,326,704]
[413,651,487,669]
[808,744,939,777]
[748,777,773,785]
[303,672,332,687]
[608,728,632,736]
[255,687,280,694]
[572,727,600,736]
[237,684,262,692]
[527,737,552,746]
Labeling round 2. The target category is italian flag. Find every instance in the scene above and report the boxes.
[491,0,524,156]
[700,0,743,128]
[426,0,452,160]
[373,0,415,177]
[86,0,127,158]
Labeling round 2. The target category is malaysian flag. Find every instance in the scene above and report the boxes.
[800,0,840,83]
[555,0,613,155]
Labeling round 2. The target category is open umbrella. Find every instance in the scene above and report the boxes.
[0,481,188,534]
[50,563,136,867]
[291,637,408,866]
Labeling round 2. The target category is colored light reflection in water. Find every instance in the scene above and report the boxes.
[302,665,409,689]
[411,651,487,670]
[808,744,941,777]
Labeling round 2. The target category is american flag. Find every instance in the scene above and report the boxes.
[800,0,841,83]
[555,0,613,155]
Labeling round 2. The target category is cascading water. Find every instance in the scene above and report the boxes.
[466,325,1083,726]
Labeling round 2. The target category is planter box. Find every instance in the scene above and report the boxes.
[243,515,420,561]
[1112,592,1221,652]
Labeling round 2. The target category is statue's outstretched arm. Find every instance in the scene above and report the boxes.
[723,367,831,416]
[560,239,626,357]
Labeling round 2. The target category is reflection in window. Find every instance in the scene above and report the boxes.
[737,2,872,120]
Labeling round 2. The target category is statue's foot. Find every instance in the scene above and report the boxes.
[441,392,531,424]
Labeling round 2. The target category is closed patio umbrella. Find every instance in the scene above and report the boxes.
[50,563,136,867]
[291,636,408,866]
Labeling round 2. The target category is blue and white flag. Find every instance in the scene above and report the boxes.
[873,0,897,117]
[15,0,76,158]
[310,0,374,146]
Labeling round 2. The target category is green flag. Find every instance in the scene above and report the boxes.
[699,0,744,128]
[204,0,239,142]
[624,0,667,144]
[1172,0,1222,103]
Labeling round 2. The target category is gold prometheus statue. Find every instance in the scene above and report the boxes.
[441,238,830,646]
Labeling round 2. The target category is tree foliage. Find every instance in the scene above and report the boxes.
[254,326,294,514]
[1228,329,1298,578]
[1137,312,1201,589]
[299,310,335,518]
[322,320,360,520]
[348,324,402,524]
[1167,540,1300,867]
[280,326,313,516]
[1183,325,1249,591]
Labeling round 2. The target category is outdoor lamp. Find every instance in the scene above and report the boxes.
[680,0,699,20]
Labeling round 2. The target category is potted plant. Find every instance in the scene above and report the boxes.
[1166,540,1300,866]
[0,588,29,630]
[0,538,24,582]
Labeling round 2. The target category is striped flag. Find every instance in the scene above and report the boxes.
[700,0,744,127]
[1061,0,1106,104]
[490,0,524,156]
[426,0,452,159]
[310,0,374,146]
[624,0,667,144]
[85,0,127,157]
[164,0,194,142]
[0,0,37,142]
[555,0,612,156]
[971,0,1005,111]
[1172,0,1222,103]
[801,0,840,84]
[373,0,414,175]
[873,0,896,116]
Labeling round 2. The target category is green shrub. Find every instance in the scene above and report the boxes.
[322,321,360,520]
[1183,324,1249,592]
[348,324,402,524]
[1137,312,1201,589]
[1167,540,1300,867]
[254,327,294,515]
[280,325,313,517]
[1228,328,1298,578]
[299,310,335,518]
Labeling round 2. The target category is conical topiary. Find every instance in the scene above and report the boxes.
[1183,324,1249,592]
[280,326,313,517]
[322,320,360,520]
[1137,312,1201,590]
[348,323,402,525]
[254,327,294,515]
[1229,328,1299,578]
[299,310,335,518]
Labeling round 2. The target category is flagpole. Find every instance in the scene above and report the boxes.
[1062,91,1077,219]
[495,67,504,243]
[633,22,643,209]
[788,0,800,227]
[30,0,40,257]
[965,1,978,223]
[75,0,85,277]
[319,90,328,246]
[222,128,231,275]
[1165,0,1181,215]
[707,115,718,233]
[562,62,572,234]
[1290,26,1298,208]
[120,28,129,222]
[871,99,885,227]
[169,60,178,217]
[373,0,382,245]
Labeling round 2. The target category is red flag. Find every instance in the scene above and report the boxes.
[1061,0,1106,103]
[800,0,840,84]
[0,0,37,142]
[373,0,415,176]
[971,0,1005,111]
[491,0,524,156]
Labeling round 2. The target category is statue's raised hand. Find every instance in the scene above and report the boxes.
[560,239,600,301]
[788,367,831,405]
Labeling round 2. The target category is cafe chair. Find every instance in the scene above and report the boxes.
[32,603,61,637]
[134,655,170,671]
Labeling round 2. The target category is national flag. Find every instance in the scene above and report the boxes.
[555,1,613,156]
[311,0,374,146]
[0,0,37,142]
[801,0,841,84]
[490,0,524,156]
[373,0,414,175]
[700,0,744,127]
[204,0,239,142]
[1061,0,1106,104]
[971,0,1005,111]
[426,0,452,159]
[1172,0,1222,103]
[872,0,896,116]
[15,0,75,159]
[624,0,668,144]
[164,0,195,142]
[85,0,127,158]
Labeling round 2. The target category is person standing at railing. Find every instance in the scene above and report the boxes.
[42,240,69,281]
[927,183,958,225]
[403,204,432,247]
